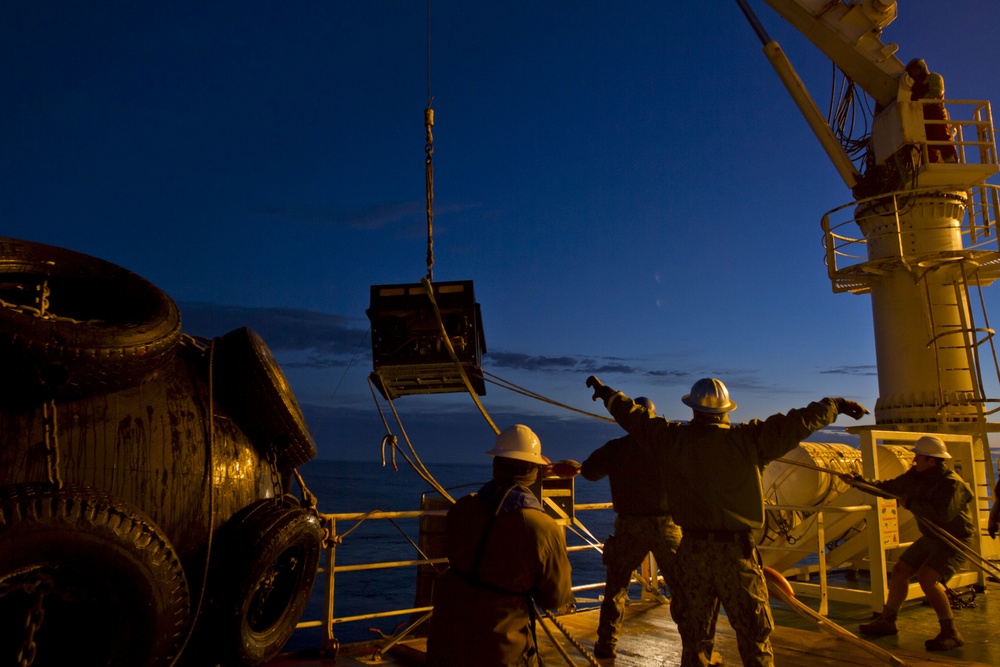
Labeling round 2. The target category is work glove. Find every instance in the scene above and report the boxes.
[544,459,582,478]
[586,375,613,402]
[839,472,864,484]
[833,398,869,420]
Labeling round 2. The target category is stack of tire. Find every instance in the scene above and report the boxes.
[0,238,323,666]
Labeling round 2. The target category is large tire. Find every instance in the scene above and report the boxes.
[212,327,317,470]
[0,237,181,400]
[207,499,323,666]
[0,484,191,667]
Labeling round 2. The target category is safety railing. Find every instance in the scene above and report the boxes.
[821,183,1000,295]
[760,432,986,616]
[293,502,617,655]
[760,503,873,616]
[918,99,997,167]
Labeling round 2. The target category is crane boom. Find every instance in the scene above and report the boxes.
[762,0,903,107]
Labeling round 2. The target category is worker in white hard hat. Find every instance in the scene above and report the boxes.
[426,424,573,667]
[586,375,868,667]
[840,435,974,651]
[578,397,683,660]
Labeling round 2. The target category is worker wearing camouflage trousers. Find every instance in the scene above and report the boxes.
[585,375,868,667]
[579,396,682,660]
[597,514,681,654]
[671,534,771,666]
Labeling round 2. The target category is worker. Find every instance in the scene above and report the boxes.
[586,375,868,667]
[905,58,958,163]
[579,396,682,660]
[840,435,974,651]
[425,424,574,667]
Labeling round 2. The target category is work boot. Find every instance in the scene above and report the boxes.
[925,619,965,651]
[593,640,616,660]
[859,610,898,637]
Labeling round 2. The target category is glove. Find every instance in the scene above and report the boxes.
[586,375,608,402]
[989,521,998,540]
[833,398,869,420]
[839,472,864,484]
[545,459,582,478]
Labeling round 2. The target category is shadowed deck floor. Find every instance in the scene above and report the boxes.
[275,575,999,666]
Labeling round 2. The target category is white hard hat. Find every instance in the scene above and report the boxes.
[486,424,547,465]
[682,378,737,414]
[913,435,951,459]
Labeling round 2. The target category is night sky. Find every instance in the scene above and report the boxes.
[3,1,999,462]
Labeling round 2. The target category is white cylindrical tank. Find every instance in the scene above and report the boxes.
[763,442,862,507]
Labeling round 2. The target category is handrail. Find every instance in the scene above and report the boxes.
[299,503,616,655]
[821,183,1000,294]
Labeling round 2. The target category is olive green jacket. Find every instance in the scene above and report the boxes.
[600,391,841,532]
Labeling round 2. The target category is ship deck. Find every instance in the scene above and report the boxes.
[270,576,1000,667]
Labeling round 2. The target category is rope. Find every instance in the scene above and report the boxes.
[421,277,499,435]
[535,612,578,666]
[538,608,600,667]
[483,370,615,423]
[168,336,218,667]
[775,456,1000,580]
[764,568,911,667]
[367,376,455,503]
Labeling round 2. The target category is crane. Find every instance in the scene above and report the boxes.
[738,0,1000,550]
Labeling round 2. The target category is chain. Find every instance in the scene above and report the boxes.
[36,278,49,317]
[266,451,283,499]
[2,569,54,667]
[945,584,978,609]
[772,511,797,545]
[41,400,63,490]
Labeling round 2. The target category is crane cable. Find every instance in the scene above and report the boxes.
[424,0,434,282]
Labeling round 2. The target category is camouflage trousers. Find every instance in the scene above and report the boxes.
[670,535,774,667]
[597,514,681,648]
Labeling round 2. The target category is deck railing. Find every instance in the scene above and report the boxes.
[294,502,617,655]
[291,438,986,657]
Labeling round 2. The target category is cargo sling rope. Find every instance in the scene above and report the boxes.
[375,296,606,664]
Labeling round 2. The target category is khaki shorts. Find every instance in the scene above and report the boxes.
[899,534,968,580]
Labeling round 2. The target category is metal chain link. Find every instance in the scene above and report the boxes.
[1,570,54,667]
[266,451,282,499]
[41,400,63,490]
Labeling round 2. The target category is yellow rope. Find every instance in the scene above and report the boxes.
[764,569,911,667]
[484,370,615,423]
[421,277,499,435]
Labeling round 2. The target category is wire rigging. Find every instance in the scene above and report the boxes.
[424,0,435,282]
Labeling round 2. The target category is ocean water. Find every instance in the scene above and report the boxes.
[287,458,615,650]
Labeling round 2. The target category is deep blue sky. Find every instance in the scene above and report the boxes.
[3,1,999,463]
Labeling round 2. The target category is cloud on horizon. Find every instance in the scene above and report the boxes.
[178,302,369,359]
[820,365,878,376]
[180,304,852,412]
